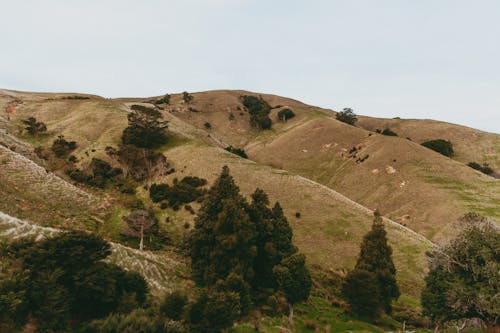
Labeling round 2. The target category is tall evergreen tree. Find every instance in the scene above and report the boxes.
[354,210,400,314]
[189,166,257,313]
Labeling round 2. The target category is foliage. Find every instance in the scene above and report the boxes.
[122,105,169,149]
[421,139,454,157]
[273,253,312,305]
[225,145,248,158]
[241,95,272,130]
[67,158,122,188]
[22,117,47,136]
[379,128,398,136]
[467,161,494,175]
[0,232,147,331]
[182,91,194,103]
[336,108,357,125]
[154,93,171,105]
[277,108,295,122]
[421,222,499,328]
[351,211,399,315]
[51,134,77,158]
[160,291,188,320]
[342,269,381,319]
[149,176,207,209]
[204,121,211,129]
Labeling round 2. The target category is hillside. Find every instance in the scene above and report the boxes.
[0,88,498,331]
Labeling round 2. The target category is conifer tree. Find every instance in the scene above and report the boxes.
[354,210,400,314]
[189,166,256,313]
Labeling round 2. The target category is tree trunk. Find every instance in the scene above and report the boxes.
[434,323,439,333]
[139,223,144,251]
[288,303,294,327]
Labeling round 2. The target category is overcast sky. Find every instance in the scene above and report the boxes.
[1,0,499,133]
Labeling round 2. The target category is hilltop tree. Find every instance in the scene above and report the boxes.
[122,105,168,149]
[182,91,194,103]
[336,108,357,125]
[421,222,499,332]
[122,210,158,250]
[347,210,400,316]
[22,117,47,136]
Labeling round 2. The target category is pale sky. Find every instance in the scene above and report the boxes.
[1,0,499,133]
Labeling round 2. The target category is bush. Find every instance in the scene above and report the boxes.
[467,162,494,175]
[203,122,211,129]
[22,117,47,136]
[149,176,206,207]
[381,128,398,136]
[160,291,188,320]
[51,135,77,158]
[336,108,357,125]
[67,158,122,188]
[421,139,454,157]
[225,146,248,159]
[182,91,194,103]
[241,95,272,130]
[154,94,170,105]
[277,108,295,122]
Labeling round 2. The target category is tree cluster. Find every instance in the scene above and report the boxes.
[342,211,400,319]
[336,108,357,125]
[421,139,454,157]
[67,158,123,188]
[0,232,147,332]
[149,176,207,210]
[241,95,272,130]
[188,166,311,327]
[421,221,499,331]
[122,105,169,149]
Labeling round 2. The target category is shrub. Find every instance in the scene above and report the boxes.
[51,135,77,158]
[154,93,170,105]
[67,158,122,188]
[225,146,248,158]
[381,128,398,136]
[22,117,47,136]
[182,91,194,103]
[203,122,211,129]
[421,139,454,157]
[277,108,295,122]
[241,95,272,130]
[295,212,301,218]
[467,162,494,175]
[336,108,357,125]
[160,291,188,320]
[149,176,206,206]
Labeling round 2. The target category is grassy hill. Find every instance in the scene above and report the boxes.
[0,88,497,331]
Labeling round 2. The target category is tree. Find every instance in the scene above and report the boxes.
[342,269,381,319]
[241,95,272,130]
[421,139,454,157]
[189,166,257,313]
[122,210,158,250]
[225,145,248,158]
[354,211,399,314]
[182,91,194,103]
[381,128,398,136]
[278,108,295,122]
[273,253,312,323]
[0,232,147,331]
[22,117,47,136]
[336,108,357,125]
[160,291,188,320]
[122,105,168,149]
[421,222,499,332]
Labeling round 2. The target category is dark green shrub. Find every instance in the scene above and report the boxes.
[381,128,398,136]
[468,162,494,175]
[182,91,193,103]
[277,108,295,122]
[22,117,47,136]
[149,176,206,206]
[225,146,248,158]
[421,139,454,157]
[336,108,357,125]
[154,93,170,105]
[51,135,77,158]
[203,122,211,129]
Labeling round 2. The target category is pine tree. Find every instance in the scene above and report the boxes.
[354,210,400,314]
[189,166,256,313]
[342,269,381,318]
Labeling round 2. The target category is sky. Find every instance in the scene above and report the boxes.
[1,0,499,133]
